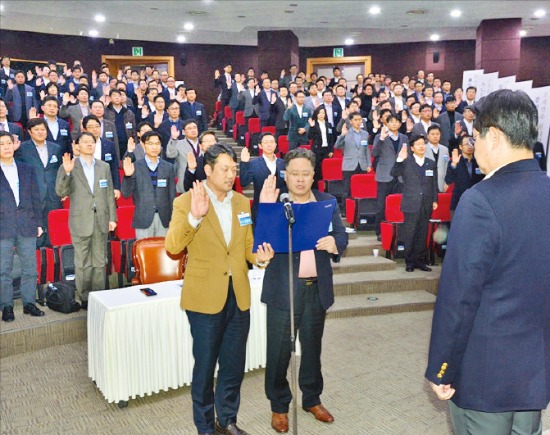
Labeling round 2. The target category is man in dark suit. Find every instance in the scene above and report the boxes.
[121,131,175,238]
[81,115,121,199]
[259,148,348,433]
[0,97,23,140]
[391,133,438,272]
[42,96,72,154]
[55,132,117,308]
[59,86,90,140]
[15,118,63,245]
[426,89,550,434]
[273,86,291,139]
[279,64,298,89]
[165,144,274,435]
[319,90,342,130]
[239,132,286,221]
[435,96,463,150]
[90,100,119,157]
[238,78,259,122]
[180,88,208,134]
[213,64,233,118]
[410,104,440,138]
[253,78,276,128]
[0,131,45,322]
[157,99,184,149]
[283,90,311,149]
[5,70,38,127]
[0,56,16,95]
[182,131,217,192]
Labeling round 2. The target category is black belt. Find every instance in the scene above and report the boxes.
[299,277,318,286]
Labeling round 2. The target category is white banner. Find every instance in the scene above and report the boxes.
[477,72,499,99]
[462,69,484,97]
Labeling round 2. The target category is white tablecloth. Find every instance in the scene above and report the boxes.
[88,269,267,403]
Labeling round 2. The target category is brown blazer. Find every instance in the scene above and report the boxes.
[165,185,256,314]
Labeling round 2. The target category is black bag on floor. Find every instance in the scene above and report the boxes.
[46,281,81,314]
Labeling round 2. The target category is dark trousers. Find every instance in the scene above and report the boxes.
[343,164,366,203]
[374,179,403,235]
[265,280,326,413]
[186,280,250,433]
[313,148,332,188]
[0,236,37,309]
[402,203,431,266]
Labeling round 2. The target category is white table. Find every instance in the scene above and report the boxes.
[88,269,267,404]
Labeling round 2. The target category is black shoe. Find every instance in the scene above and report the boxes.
[215,421,249,435]
[2,306,15,322]
[81,301,88,310]
[416,264,432,272]
[376,234,382,242]
[405,265,415,272]
[23,303,45,317]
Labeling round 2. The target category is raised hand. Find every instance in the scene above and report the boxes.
[35,77,43,87]
[454,121,462,136]
[141,105,150,119]
[64,66,72,77]
[35,65,43,76]
[117,69,123,80]
[401,110,408,122]
[280,69,286,78]
[433,108,440,119]
[62,92,70,105]
[398,143,408,160]
[342,108,349,120]
[190,180,209,220]
[91,70,97,82]
[59,75,66,86]
[187,151,197,170]
[308,118,315,128]
[122,157,134,176]
[341,123,348,136]
[62,152,75,173]
[259,174,280,203]
[127,137,136,152]
[12,135,21,151]
[27,70,34,81]
[372,110,380,122]
[170,124,180,140]
[380,125,389,140]
[240,146,250,162]
[214,69,220,79]
[286,99,293,109]
[7,79,13,91]
[28,107,38,119]
[451,148,461,166]
[68,82,75,94]
[406,118,414,133]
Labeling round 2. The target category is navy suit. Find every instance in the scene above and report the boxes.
[426,159,550,413]
[157,118,184,149]
[2,122,23,141]
[253,89,276,126]
[181,101,208,133]
[239,156,286,220]
[15,140,63,228]
[444,157,484,211]
[45,118,72,154]
[319,102,342,132]
[5,84,38,123]
[261,190,348,413]
[98,138,121,191]
[183,156,206,192]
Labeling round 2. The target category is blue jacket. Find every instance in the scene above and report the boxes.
[426,159,550,412]
[45,118,72,154]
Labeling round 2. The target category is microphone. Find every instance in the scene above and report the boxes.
[279,193,296,224]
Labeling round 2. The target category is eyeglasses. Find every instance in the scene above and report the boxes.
[288,171,313,178]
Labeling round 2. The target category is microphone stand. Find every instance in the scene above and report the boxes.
[285,207,298,435]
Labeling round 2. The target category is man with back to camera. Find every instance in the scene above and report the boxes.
[165,144,274,435]
[258,148,348,433]
[426,89,550,434]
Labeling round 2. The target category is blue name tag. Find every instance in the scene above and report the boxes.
[125,122,132,129]
[26,92,33,97]
[105,153,112,162]
[99,179,108,188]
[196,110,202,116]
[475,167,482,175]
[328,128,333,134]
[279,170,285,178]
[238,212,252,226]
[302,112,308,117]
[443,155,449,162]
[360,140,368,146]
[157,179,167,187]
[60,129,68,136]
[425,170,434,177]
[105,131,113,138]
[90,96,95,101]
[1,79,5,84]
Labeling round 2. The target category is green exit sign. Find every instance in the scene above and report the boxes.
[132,47,143,57]
[333,47,344,58]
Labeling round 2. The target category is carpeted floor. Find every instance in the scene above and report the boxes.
[1,311,548,434]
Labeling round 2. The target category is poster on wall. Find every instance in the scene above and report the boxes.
[507,80,533,92]
[477,72,499,100]
[495,76,516,90]
[462,69,484,97]
[526,86,550,175]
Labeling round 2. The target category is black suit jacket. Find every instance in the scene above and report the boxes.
[319,102,342,130]
[183,156,207,192]
[0,161,43,239]
[214,74,233,103]
[261,191,348,311]
[121,159,176,228]
[157,118,184,148]
[391,156,438,213]
[45,118,72,154]
[180,101,208,133]
[308,121,335,153]
[100,138,121,190]
[444,157,484,210]
[4,122,23,141]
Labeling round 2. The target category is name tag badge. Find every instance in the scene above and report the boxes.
[328,128,333,134]
[60,129,68,136]
[90,96,95,101]
[238,212,252,226]
[125,122,132,129]
[475,167,482,175]
[443,155,449,162]
[105,131,113,138]
[279,170,285,178]
[49,155,58,164]
[157,178,167,188]
[196,110,202,116]
[105,153,112,162]
[334,112,338,116]
[425,170,434,177]
[1,79,5,84]
[360,140,368,146]
[26,92,33,97]
[328,222,333,232]
[535,152,542,158]
[99,179,108,188]
[302,112,308,117]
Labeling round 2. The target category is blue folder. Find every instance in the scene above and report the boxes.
[253,199,337,253]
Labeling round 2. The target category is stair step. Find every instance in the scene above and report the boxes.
[333,255,396,274]
[344,235,382,257]
[327,290,436,319]
[333,268,441,296]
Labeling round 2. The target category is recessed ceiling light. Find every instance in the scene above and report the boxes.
[88,30,99,37]
[345,38,354,45]
[95,14,106,23]
[450,9,461,18]
[188,10,207,16]
[237,15,246,18]
[369,5,381,15]
[407,9,426,15]
[284,10,294,13]
[177,35,186,43]
[0,4,4,12]
[289,3,298,6]
[183,22,194,31]
[534,9,546,18]
[430,34,440,41]
[519,30,527,37]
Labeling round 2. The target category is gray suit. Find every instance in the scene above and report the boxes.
[411,121,440,137]
[166,137,196,193]
[60,103,89,140]
[437,111,463,147]
[424,144,450,192]
[372,133,408,183]
[237,89,259,118]
[334,129,371,172]
[55,158,116,302]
